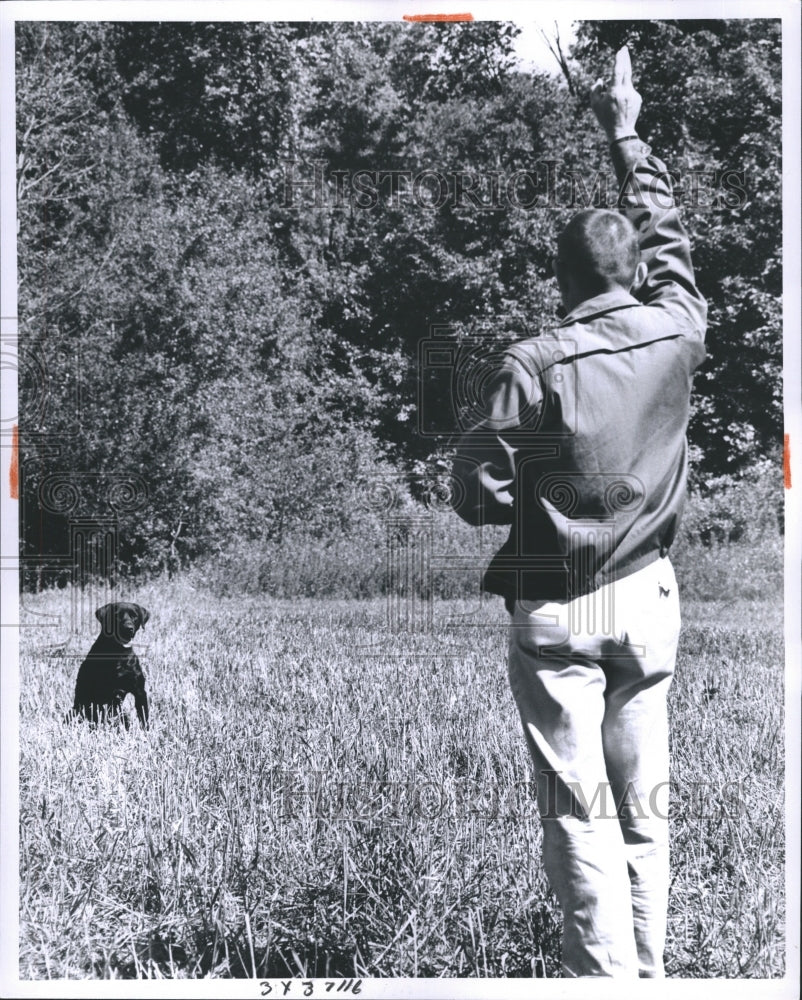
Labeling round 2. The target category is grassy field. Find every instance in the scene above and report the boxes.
[16,548,785,980]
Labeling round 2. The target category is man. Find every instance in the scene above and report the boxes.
[450,48,707,978]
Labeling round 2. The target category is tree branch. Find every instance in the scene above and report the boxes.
[540,22,575,95]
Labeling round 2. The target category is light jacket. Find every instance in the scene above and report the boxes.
[451,138,707,603]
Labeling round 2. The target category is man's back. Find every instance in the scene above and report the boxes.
[452,141,707,602]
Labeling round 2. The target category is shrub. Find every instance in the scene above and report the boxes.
[681,456,783,545]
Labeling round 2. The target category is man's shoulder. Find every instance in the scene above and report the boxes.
[505,331,574,376]
[508,299,703,372]
[505,325,603,378]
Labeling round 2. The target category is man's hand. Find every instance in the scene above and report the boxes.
[590,46,642,141]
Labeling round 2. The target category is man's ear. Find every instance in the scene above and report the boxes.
[630,260,648,294]
[134,605,150,629]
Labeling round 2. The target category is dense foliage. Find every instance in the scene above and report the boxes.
[15,19,782,580]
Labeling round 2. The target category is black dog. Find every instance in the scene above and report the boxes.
[66,602,150,728]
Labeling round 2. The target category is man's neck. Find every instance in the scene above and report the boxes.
[561,281,622,315]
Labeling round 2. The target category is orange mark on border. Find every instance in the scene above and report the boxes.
[784,433,791,489]
[403,12,474,22]
[9,424,19,499]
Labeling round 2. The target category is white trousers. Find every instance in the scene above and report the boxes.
[508,557,680,978]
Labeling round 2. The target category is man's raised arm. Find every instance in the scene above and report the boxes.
[592,47,708,338]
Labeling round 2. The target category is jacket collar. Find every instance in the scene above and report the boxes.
[558,288,641,327]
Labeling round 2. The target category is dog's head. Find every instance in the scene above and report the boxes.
[95,602,150,644]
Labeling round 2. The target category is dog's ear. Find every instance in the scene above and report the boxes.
[134,604,150,629]
[95,603,116,630]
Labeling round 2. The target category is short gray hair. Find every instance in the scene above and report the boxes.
[557,209,640,293]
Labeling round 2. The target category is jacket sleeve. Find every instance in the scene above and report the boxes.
[450,356,541,526]
[612,137,708,339]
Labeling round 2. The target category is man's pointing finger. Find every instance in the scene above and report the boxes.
[614,45,632,87]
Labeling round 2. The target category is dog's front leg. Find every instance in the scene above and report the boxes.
[135,688,149,729]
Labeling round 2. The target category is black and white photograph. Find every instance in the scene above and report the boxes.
[1,1,799,996]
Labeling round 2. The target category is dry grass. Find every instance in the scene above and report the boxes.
[17,569,784,979]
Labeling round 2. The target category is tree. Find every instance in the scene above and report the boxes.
[111,22,296,180]
[287,23,574,465]
[16,21,393,579]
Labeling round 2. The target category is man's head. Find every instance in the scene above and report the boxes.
[553,209,646,313]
